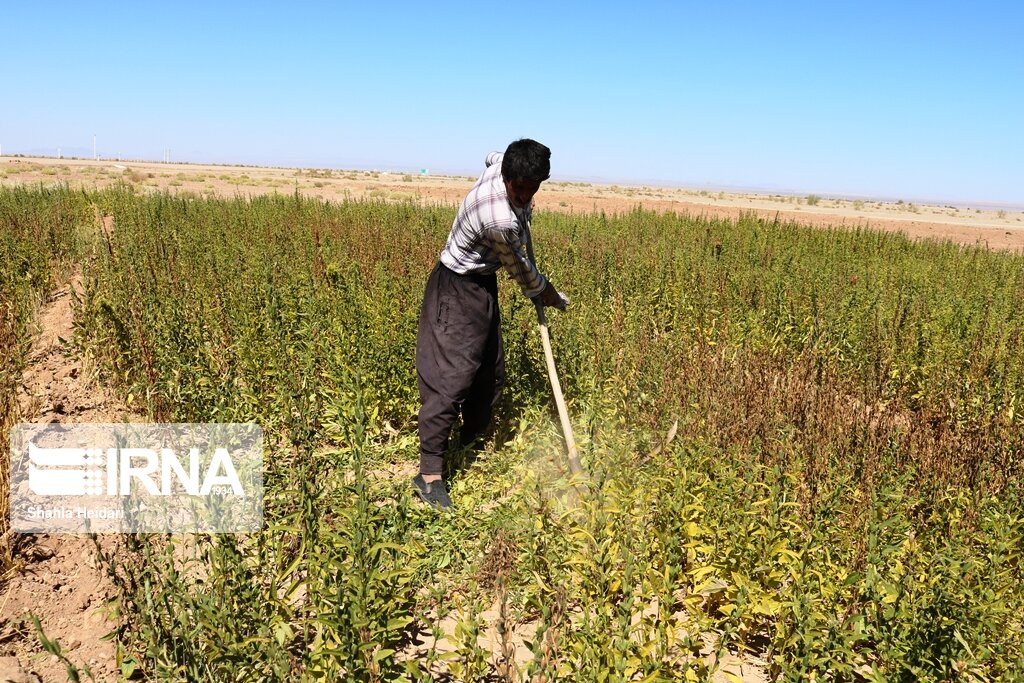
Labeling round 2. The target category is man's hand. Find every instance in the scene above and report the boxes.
[534,281,569,311]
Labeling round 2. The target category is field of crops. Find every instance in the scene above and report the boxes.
[0,186,85,578]
[3,184,1023,681]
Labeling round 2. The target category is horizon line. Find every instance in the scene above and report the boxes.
[4,151,1022,213]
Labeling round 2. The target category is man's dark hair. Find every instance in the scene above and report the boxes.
[501,138,551,182]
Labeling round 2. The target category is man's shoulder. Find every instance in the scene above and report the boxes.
[465,172,516,229]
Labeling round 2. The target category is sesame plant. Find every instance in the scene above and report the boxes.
[0,185,87,577]
[4,183,1022,680]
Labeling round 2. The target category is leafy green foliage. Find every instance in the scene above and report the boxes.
[10,185,1021,680]
[0,184,87,575]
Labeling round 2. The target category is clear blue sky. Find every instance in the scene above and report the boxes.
[4,1,1022,205]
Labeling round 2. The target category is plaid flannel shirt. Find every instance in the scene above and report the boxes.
[439,152,548,298]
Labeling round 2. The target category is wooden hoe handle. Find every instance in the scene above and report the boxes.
[535,301,584,477]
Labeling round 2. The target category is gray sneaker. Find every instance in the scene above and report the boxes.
[412,474,453,510]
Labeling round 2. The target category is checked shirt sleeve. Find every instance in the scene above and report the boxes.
[483,223,548,298]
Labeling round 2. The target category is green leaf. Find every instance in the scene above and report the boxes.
[373,648,396,663]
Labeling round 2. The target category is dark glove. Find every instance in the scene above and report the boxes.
[533,281,569,311]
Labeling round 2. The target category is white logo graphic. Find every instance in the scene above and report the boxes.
[28,444,104,496]
[12,423,262,533]
[28,442,245,497]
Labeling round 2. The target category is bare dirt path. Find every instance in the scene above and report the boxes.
[0,272,130,683]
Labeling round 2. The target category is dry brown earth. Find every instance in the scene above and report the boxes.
[4,156,1023,252]
[1,272,131,683]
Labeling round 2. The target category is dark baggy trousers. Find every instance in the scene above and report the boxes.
[416,262,505,476]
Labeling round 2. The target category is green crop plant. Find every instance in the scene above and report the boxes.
[0,185,87,576]
[0,184,1020,679]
